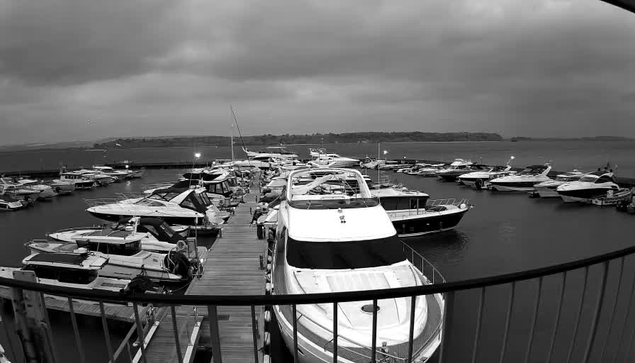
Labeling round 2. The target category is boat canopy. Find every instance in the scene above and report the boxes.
[519,165,549,175]
[286,235,406,269]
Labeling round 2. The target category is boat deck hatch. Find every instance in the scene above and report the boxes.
[360,304,380,314]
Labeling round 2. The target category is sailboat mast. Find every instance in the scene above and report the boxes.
[230,105,248,156]
[377,142,380,189]
[230,124,235,162]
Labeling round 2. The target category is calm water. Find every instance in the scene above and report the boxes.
[3,140,635,176]
[0,158,633,361]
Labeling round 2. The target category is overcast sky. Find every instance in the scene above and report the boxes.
[1,0,635,145]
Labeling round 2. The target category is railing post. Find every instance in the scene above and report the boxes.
[11,271,57,363]
[208,305,223,363]
[582,261,610,363]
[250,306,259,363]
[438,291,455,363]
[471,287,486,363]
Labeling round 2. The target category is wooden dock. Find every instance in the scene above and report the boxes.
[143,189,267,363]
[0,286,151,323]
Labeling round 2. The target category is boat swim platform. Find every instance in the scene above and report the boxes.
[0,285,152,323]
[143,190,267,363]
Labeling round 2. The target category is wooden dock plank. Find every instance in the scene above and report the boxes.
[144,184,267,363]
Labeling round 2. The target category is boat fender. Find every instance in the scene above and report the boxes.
[265,273,271,282]
[460,203,467,209]
[267,255,272,263]
[264,311,271,323]
[266,263,272,272]
[263,355,271,363]
[264,332,271,347]
[265,283,272,294]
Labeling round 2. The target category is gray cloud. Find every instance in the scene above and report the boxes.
[1,0,635,145]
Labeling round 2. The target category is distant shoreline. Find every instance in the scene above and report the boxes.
[0,134,633,153]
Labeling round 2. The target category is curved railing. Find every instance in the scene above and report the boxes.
[0,243,634,363]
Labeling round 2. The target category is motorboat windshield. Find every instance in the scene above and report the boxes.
[286,168,379,209]
[519,165,548,175]
[286,235,406,269]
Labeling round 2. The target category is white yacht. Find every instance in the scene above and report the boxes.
[92,165,132,180]
[532,170,584,198]
[272,168,444,363]
[556,171,620,203]
[243,146,299,160]
[76,169,116,186]
[416,164,445,177]
[371,185,471,237]
[55,171,96,190]
[0,253,132,293]
[44,217,192,253]
[12,178,58,200]
[458,157,515,189]
[0,178,42,201]
[488,164,552,192]
[86,188,225,232]
[0,196,26,211]
[308,149,360,168]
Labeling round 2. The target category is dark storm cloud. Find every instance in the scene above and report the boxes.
[2,0,635,145]
[0,0,183,86]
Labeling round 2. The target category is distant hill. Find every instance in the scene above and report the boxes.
[93,132,504,149]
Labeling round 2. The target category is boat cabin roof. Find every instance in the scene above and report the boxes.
[519,165,549,174]
[24,253,107,269]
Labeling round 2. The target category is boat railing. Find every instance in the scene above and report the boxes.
[402,241,446,284]
[425,198,470,208]
[82,197,130,207]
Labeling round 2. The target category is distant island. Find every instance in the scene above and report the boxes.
[93,132,504,149]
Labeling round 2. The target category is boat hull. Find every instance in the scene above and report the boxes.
[489,182,537,192]
[534,187,560,198]
[557,188,614,203]
[388,206,470,238]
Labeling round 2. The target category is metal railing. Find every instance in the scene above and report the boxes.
[1,242,634,363]
[425,198,469,208]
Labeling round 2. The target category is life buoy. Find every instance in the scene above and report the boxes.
[176,240,187,251]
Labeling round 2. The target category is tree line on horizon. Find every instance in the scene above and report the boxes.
[93,131,504,148]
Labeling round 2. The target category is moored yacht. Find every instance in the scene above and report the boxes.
[92,165,131,181]
[86,188,225,231]
[243,146,299,160]
[45,217,192,253]
[0,253,132,293]
[272,168,444,363]
[458,157,516,189]
[488,164,552,192]
[532,170,584,198]
[56,171,96,190]
[372,185,471,237]
[308,149,360,168]
[556,171,620,203]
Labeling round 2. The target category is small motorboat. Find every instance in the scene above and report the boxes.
[46,217,192,253]
[556,171,620,203]
[489,164,553,192]
[0,252,133,293]
[591,188,633,206]
[0,196,27,211]
[532,170,584,198]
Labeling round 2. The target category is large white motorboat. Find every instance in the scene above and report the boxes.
[371,185,471,237]
[458,157,516,189]
[76,169,116,186]
[416,164,445,177]
[0,177,43,202]
[488,164,552,192]
[556,171,620,203]
[86,188,225,231]
[92,165,132,181]
[532,170,585,198]
[243,146,299,160]
[0,253,133,293]
[55,171,96,190]
[44,217,192,253]
[12,178,58,200]
[272,168,444,363]
[308,148,360,168]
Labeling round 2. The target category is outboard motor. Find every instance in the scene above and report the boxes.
[164,251,193,280]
